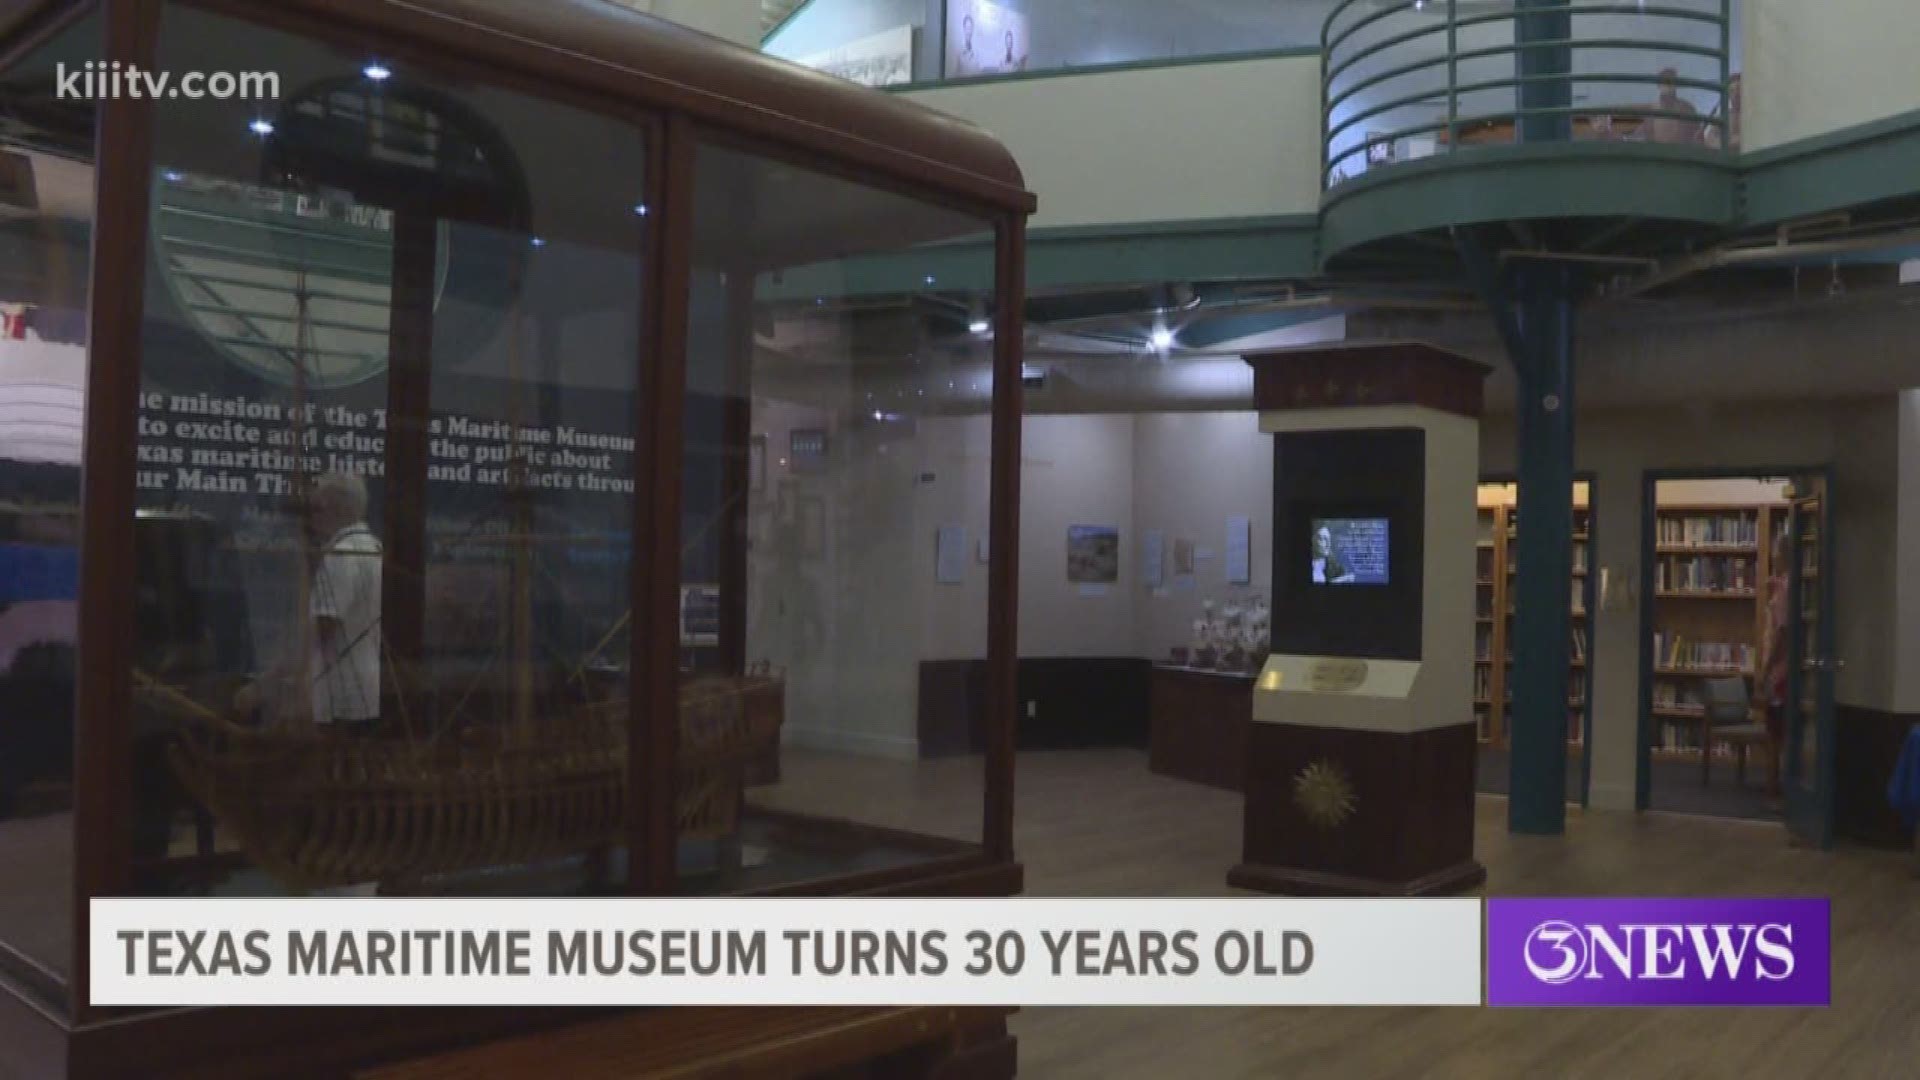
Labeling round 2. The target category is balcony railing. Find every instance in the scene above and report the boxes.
[1321,0,1735,189]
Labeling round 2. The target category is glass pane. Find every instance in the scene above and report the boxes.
[679,141,994,892]
[0,11,99,994]
[132,3,646,897]
[766,0,1347,85]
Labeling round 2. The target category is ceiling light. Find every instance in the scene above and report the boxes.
[969,318,991,334]
[362,62,393,82]
[247,118,275,136]
[1151,327,1176,351]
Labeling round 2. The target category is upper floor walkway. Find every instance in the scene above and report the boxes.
[753,0,1920,282]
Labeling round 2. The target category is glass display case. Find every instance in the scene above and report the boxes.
[0,0,1031,1073]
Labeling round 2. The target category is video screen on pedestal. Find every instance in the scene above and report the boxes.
[1309,517,1389,585]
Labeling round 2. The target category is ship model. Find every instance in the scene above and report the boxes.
[133,259,781,893]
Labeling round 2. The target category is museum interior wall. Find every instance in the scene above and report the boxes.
[1741,0,1920,151]
[904,53,1323,229]
[736,376,1918,805]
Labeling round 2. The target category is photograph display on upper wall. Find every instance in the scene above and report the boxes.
[795,24,915,88]
[946,0,1029,78]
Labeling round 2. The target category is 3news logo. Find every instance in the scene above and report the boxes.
[1487,899,1831,1006]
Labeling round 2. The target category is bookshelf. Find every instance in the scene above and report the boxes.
[1647,501,1790,759]
[1473,483,1592,753]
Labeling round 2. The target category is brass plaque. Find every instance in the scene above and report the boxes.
[1308,658,1369,693]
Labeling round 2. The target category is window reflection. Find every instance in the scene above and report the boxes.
[0,12,98,993]
[132,4,643,898]
[679,142,994,893]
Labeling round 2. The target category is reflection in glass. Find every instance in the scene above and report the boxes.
[0,12,99,993]
[131,4,643,898]
[678,143,994,892]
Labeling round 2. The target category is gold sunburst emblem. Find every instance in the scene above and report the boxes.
[1293,759,1358,830]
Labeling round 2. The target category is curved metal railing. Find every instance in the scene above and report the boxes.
[1321,0,1734,189]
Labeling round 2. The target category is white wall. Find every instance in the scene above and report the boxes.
[1130,411,1273,659]
[617,0,762,45]
[1829,398,1900,717]
[1015,415,1139,657]
[903,53,1323,228]
[1743,0,1920,151]
[1898,390,1920,714]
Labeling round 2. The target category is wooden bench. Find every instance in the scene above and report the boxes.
[357,1006,1016,1080]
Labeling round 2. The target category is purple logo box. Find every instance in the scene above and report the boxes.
[1487,898,1830,1007]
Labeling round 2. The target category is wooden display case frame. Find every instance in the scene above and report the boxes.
[0,0,1035,1074]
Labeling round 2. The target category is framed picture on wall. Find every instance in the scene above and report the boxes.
[946,0,1030,78]
[797,495,826,558]
[791,427,828,473]
[1067,524,1120,584]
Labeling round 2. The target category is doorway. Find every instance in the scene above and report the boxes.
[1472,476,1594,806]
[1635,470,1831,826]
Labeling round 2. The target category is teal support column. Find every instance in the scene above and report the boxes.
[1508,265,1576,834]
[1515,0,1573,144]
[1456,229,1578,836]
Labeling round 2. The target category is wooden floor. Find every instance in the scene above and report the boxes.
[971,749,1917,1080]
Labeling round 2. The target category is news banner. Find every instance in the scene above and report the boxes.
[91,897,1828,1008]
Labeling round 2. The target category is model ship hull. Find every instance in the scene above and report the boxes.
[161,675,781,892]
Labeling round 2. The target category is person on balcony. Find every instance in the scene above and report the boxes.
[1642,68,1705,145]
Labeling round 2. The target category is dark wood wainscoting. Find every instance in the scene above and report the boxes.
[1148,667,1252,791]
[919,659,1150,757]
[1836,705,1918,848]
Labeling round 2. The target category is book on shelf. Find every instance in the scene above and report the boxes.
[1656,554,1755,593]
[1658,512,1758,547]
[1651,631,1753,673]
[1571,626,1588,662]
[1652,681,1705,714]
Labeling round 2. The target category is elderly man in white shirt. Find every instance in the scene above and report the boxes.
[236,471,383,729]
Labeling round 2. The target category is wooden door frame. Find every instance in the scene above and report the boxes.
[1634,464,1829,813]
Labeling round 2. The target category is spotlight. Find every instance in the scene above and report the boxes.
[362,62,393,82]
[247,118,275,136]
[530,236,546,248]
[969,318,991,334]
[1150,327,1176,351]
[924,275,937,286]
[633,203,649,216]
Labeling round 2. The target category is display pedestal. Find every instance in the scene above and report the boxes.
[1230,343,1489,898]
[1228,721,1483,896]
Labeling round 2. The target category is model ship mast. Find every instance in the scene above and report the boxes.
[287,267,316,728]
[506,262,535,730]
